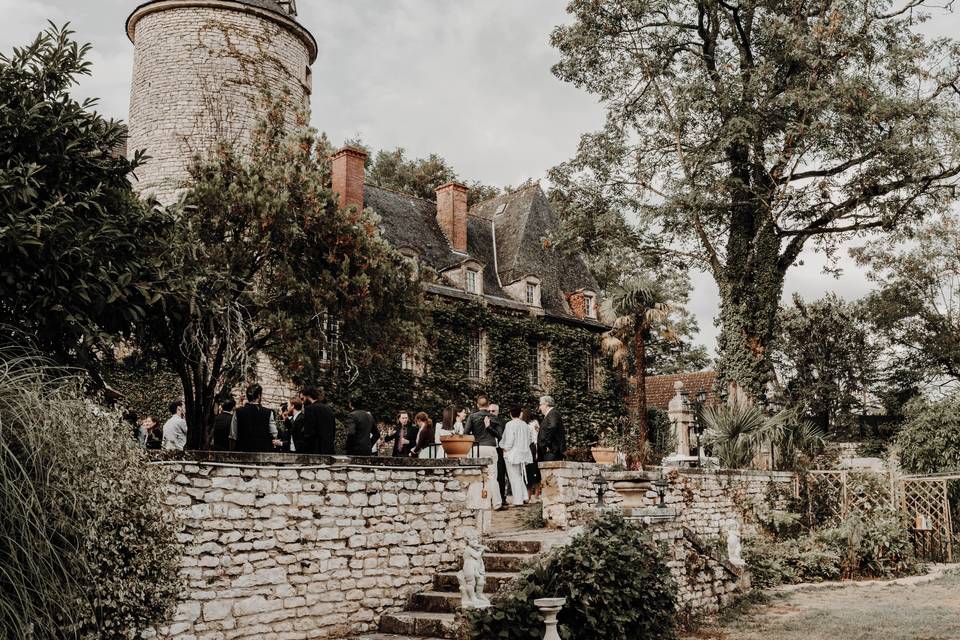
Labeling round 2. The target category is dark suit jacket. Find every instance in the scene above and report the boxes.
[385,424,417,456]
[345,410,376,456]
[539,409,565,461]
[299,401,336,454]
[464,410,499,447]
[285,412,304,452]
[410,425,436,457]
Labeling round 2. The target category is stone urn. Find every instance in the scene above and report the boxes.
[591,446,618,465]
[611,473,654,508]
[440,434,475,459]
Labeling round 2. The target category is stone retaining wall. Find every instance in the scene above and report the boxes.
[541,462,797,537]
[151,452,486,639]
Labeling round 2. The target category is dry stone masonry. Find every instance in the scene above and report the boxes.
[126,0,316,204]
[540,462,797,535]
[150,452,486,639]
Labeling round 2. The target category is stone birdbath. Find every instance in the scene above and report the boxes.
[534,597,566,640]
[611,471,654,508]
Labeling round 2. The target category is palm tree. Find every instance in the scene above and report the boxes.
[701,400,827,470]
[601,279,674,459]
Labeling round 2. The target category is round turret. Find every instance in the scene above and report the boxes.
[125,0,317,204]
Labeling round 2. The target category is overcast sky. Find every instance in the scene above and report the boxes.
[3,1,959,359]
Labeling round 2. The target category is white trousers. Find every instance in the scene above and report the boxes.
[477,445,502,509]
[506,462,528,506]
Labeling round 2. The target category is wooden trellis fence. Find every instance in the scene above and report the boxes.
[805,470,959,562]
[899,474,958,563]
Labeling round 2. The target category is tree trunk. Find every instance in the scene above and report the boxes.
[715,207,785,401]
[633,317,649,463]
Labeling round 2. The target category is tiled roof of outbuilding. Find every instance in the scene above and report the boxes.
[645,371,718,410]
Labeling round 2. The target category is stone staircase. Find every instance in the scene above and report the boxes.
[354,536,543,640]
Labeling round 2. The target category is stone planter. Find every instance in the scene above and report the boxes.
[611,474,653,508]
[440,434,476,459]
[591,446,618,465]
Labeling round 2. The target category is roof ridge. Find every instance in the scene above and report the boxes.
[469,180,542,210]
[364,182,437,206]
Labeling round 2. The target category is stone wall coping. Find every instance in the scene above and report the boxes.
[538,461,795,480]
[126,0,319,62]
[147,450,490,470]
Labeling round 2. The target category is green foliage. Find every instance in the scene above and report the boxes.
[466,512,677,640]
[854,213,960,398]
[549,0,960,399]
[137,97,422,448]
[896,395,960,474]
[773,294,881,438]
[362,146,501,205]
[746,511,920,589]
[102,353,182,421]
[702,401,827,471]
[0,25,172,373]
[648,407,676,461]
[347,298,625,448]
[0,352,182,638]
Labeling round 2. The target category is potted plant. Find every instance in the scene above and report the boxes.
[591,426,621,465]
[440,434,476,458]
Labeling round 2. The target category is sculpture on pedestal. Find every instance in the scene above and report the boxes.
[458,532,491,609]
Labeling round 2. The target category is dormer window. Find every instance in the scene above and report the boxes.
[466,268,479,294]
[584,292,597,319]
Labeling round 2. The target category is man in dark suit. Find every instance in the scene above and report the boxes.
[283,398,304,452]
[464,395,502,509]
[299,386,336,454]
[345,398,377,457]
[231,384,281,453]
[538,395,565,462]
[211,397,236,450]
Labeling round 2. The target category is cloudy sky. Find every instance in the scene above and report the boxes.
[3,1,959,357]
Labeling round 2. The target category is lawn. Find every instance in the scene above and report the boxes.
[686,573,960,640]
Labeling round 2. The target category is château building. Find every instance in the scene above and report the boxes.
[123,0,623,441]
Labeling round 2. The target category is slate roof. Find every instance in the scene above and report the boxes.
[366,182,603,328]
[645,371,718,410]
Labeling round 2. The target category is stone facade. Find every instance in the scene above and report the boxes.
[126,1,316,204]
[540,462,797,537]
[151,452,486,639]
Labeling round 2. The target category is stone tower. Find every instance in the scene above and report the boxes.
[125,0,317,204]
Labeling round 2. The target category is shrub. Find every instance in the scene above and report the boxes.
[745,511,920,589]
[896,395,960,474]
[467,512,677,640]
[0,352,182,638]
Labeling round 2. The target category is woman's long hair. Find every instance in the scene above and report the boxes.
[520,406,532,423]
[442,407,455,432]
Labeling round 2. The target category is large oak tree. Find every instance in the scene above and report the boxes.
[549,0,960,397]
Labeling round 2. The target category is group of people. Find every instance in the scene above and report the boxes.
[137,386,566,510]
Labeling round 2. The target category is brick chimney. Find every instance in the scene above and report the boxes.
[331,146,367,212]
[435,182,468,252]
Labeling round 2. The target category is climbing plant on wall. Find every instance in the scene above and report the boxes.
[342,296,626,448]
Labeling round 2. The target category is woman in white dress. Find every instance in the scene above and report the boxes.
[500,405,533,506]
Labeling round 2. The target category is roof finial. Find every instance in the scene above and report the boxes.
[277,0,297,15]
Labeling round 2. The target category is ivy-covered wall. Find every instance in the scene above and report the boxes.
[346,297,626,450]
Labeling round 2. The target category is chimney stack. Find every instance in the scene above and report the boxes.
[331,146,367,212]
[436,182,468,252]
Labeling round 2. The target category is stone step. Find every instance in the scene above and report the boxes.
[379,612,458,639]
[483,552,534,573]
[353,634,446,640]
[409,590,462,614]
[434,571,517,594]
[484,538,543,555]
[488,502,542,534]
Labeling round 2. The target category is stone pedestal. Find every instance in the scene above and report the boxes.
[534,597,566,640]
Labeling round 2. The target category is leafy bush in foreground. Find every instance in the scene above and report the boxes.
[745,511,921,589]
[466,512,677,640]
[0,353,182,638]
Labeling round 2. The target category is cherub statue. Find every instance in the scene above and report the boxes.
[727,523,745,567]
[458,532,491,609]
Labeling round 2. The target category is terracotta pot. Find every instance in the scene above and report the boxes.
[591,446,618,465]
[440,435,476,459]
